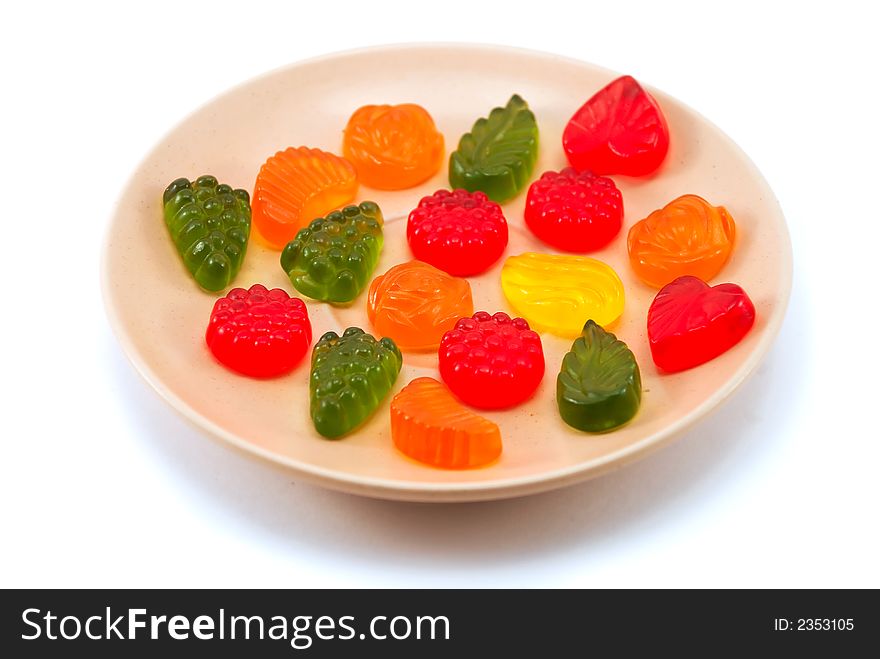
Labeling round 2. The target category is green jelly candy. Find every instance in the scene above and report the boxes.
[448,94,539,203]
[557,320,641,433]
[310,327,402,439]
[162,175,251,292]
[280,201,383,304]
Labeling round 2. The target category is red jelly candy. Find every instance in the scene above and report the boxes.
[563,75,670,176]
[647,276,755,373]
[524,167,624,252]
[438,311,544,409]
[205,284,312,378]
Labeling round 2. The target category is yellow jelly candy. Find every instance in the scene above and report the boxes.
[500,252,625,338]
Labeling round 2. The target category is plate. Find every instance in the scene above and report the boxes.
[102,44,792,502]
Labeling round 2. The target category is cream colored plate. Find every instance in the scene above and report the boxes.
[102,44,791,502]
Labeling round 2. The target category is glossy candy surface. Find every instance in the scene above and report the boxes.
[391,377,502,469]
[162,176,251,291]
[648,275,755,373]
[205,284,311,378]
[310,327,402,439]
[367,261,473,352]
[280,202,383,304]
[252,146,358,249]
[438,311,544,410]
[343,103,444,189]
[628,194,736,288]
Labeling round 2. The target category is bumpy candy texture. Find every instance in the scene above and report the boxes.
[648,275,755,373]
[252,146,358,249]
[501,252,625,338]
[367,261,473,352]
[563,75,669,176]
[628,194,736,288]
[163,176,251,291]
[407,189,508,276]
[205,284,311,378]
[343,103,445,190]
[449,95,539,203]
[557,321,641,433]
[439,311,544,410]
[525,167,623,252]
[280,202,384,304]
[391,377,502,470]
[310,327,402,439]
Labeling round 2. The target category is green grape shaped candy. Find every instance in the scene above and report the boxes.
[310,327,402,439]
[557,320,642,433]
[162,175,251,291]
[280,201,384,304]
[448,94,539,203]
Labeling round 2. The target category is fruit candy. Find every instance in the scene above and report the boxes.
[647,275,755,373]
[205,284,311,378]
[501,252,625,338]
[439,311,544,410]
[563,75,669,176]
[557,320,641,432]
[391,377,502,469]
[252,146,358,249]
[280,202,383,304]
[407,189,508,276]
[367,261,473,352]
[449,95,539,203]
[343,103,444,189]
[162,175,251,291]
[310,327,402,439]
[628,194,736,288]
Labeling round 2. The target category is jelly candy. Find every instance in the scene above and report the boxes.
[449,95,539,203]
[252,146,358,249]
[310,327,402,439]
[407,189,508,276]
[280,202,383,304]
[501,252,625,338]
[524,167,623,252]
[563,75,669,176]
[647,275,755,373]
[439,311,544,410]
[205,284,311,378]
[557,320,641,432]
[367,260,473,352]
[628,194,736,288]
[343,103,444,189]
[390,377,502,469]
[162,176,251,291]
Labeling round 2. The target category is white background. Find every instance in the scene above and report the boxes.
[2,0,878,588]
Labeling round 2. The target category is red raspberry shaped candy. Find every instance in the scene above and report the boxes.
[524,167,624,252]
[206,284,312,378]
[407,189,508,276]
[439,311,544,409]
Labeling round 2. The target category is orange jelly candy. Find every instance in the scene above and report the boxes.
[343,104,444,190]
[627,194,736,288]
[367,260,473,352]
[390,377,502,469]
[252,146,358,249]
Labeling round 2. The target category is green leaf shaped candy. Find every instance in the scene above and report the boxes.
[557,320,641,433]
[449,94,539,203]
[310,327,402,439]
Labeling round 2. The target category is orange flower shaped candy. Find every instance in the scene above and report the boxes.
[343,104,444,190]
[627,194,736,288]
[367,260,473,352]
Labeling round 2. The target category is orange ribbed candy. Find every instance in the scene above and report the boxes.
[390,377,502,469]
[343,104,444,190]
[367,261,473,352]
[627,194,736,288]
[252,146,358,249]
